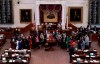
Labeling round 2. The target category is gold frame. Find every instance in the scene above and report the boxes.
[20,9,32,23]
[68,7,83,23]
[43,11,58,23]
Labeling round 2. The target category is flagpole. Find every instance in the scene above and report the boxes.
[36,22,38,35]
[67,16,68,29]
[34,12,38,36]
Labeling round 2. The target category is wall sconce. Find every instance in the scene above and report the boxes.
[17,0,20,4]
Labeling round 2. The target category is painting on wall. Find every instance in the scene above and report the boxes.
[20,9,32,23]
[68,7,83,23]
[44,11,58,23]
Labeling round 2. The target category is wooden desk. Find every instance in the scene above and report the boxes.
[71,49,100,64]
[0,34,6,49]
[72,60,100,64]
[0,49,31,64]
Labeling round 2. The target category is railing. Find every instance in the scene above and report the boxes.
[21,23,33,34]
[68,23,77,32]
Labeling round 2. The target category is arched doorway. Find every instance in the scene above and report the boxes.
[35,1,67,30]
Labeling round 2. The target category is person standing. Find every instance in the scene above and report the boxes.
[29,36,32,49]
[40,33,45,46]
[81,38,85,50]
[16,40,22,50]
[22,37,26,49]
[58,33,62,47]
[16,40,19,50]
[66,36,70,51]
[69,45,75,63]
[35,35,39,49]
[55,30,59,46]
[78,40,82,49]
[85,35,89,49]
[25,37,30,49]
[61,33,66,49]
[18,40,23,50]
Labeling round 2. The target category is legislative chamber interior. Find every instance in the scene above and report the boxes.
[0,0,100,64]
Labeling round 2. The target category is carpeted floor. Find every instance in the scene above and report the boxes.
[91,41,100,55]
[30,46,70,64]
[0,39,10,56]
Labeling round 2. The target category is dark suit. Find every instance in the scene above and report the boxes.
[69,46,75,63]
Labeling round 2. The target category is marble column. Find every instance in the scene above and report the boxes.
[61,4,66,30]
[35,3,40,31]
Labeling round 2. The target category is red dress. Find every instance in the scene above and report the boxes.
[29,39,32,49]
[70,41,76,47]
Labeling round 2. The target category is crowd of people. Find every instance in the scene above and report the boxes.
[11,26,92,50]
[10,25,100,63]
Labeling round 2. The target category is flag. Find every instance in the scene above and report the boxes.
[34,12,38,34]
[33,21,36,27]
[33,12,36,29]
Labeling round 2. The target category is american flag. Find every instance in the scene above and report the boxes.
[33,13,36,28]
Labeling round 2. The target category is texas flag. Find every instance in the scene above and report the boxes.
[33,13,36,29]
[33,21,36,27]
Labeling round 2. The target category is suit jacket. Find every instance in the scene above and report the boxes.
[69,46,75,55]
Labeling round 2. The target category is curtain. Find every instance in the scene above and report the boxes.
[39,4,62,23]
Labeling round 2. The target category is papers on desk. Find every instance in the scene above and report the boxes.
[90,56,95,57]
[73,60,77,62]
[72,60,99,63]
[75,54,79,57]
[75,48,78,51]
[94,50,97,52]
[12,54,15,57]
[9,59,13,62]
[2,60,7,62]
[28,50,31,52]
[93,60,100,63]
[2,54,5,56]
[13,60,15,62]
[77,49,81,51]
[0,34,4,39]
[12,50,14,52]
[15,53,19,56]
[14,49,29,54]
[1,49,30,64]
[84,50,88,52]
[23,49,27,53]
[90,60,93,63]
[15,50,19,52]
[5,52,8,55]
[72,54,79,57]
[84,60,88,63]
[72,55,75,57]
[86,55,89,57]
[22,60,27,63]
[4,50,9,52]
[2,57,6,61]
[77,58,81,61]
[25,54,30,57]
[12,53,19,57]
[4,49,31,54]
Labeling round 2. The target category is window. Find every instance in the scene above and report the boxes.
[0,0,13,24]
[89,0,100,24]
